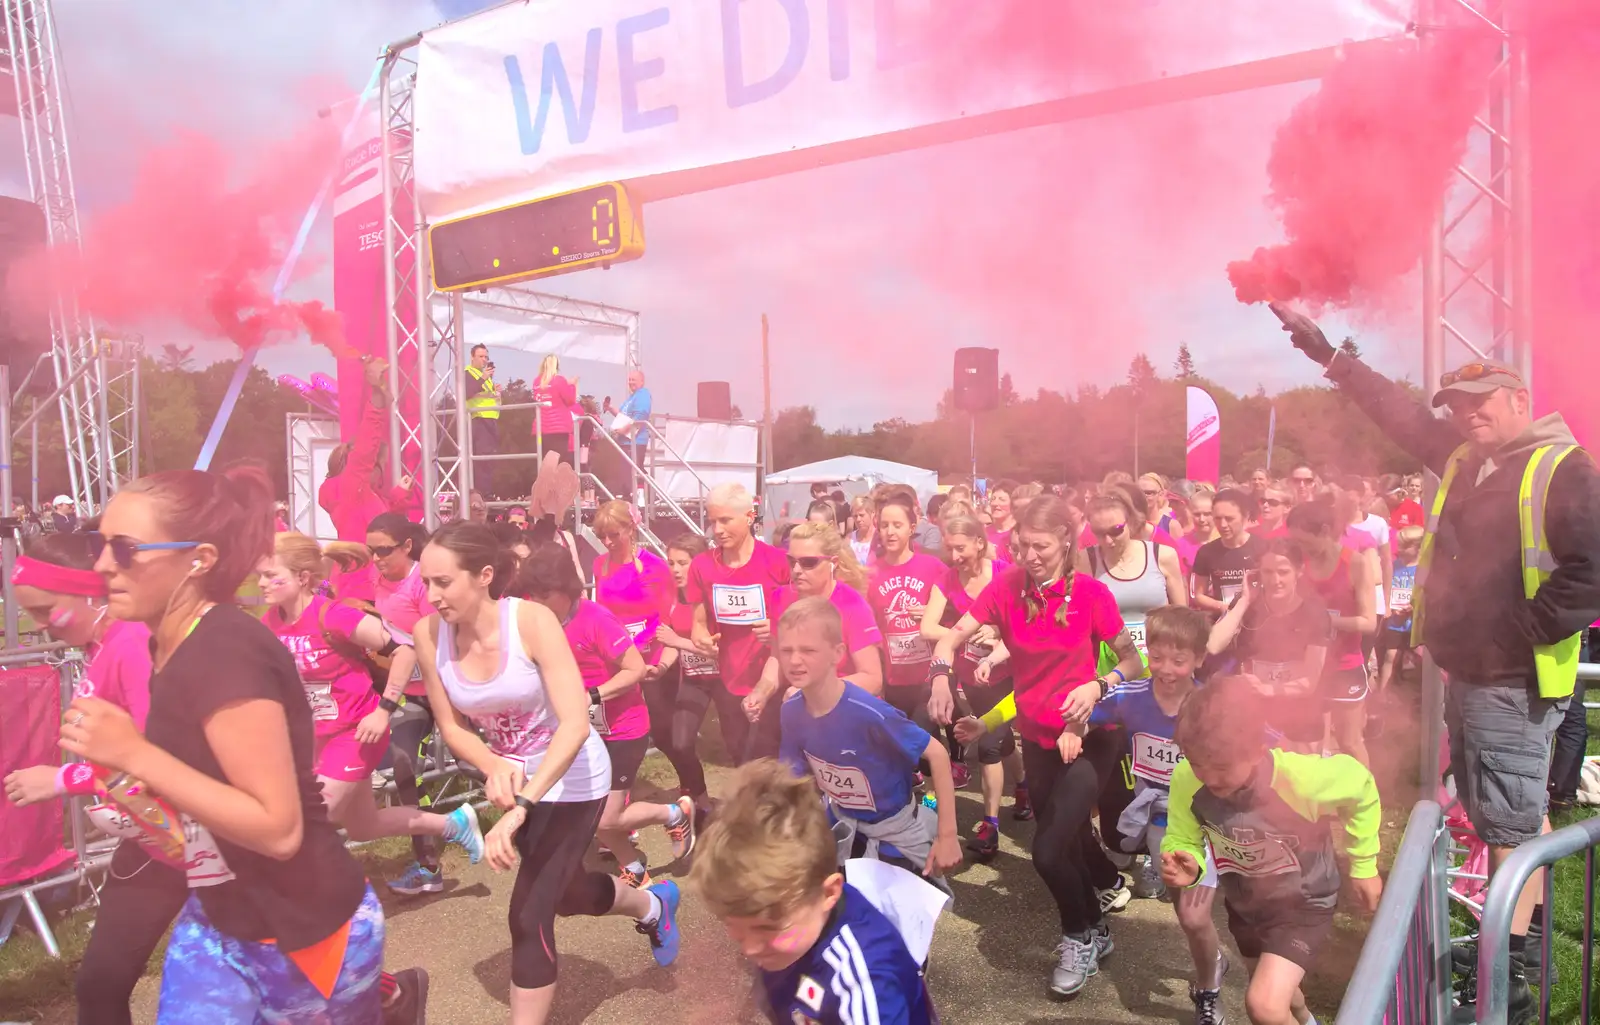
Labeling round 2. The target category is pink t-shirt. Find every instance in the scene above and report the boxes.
[375,562,434,696]
[669,600,719,680]
[564,599,648,741]
[987,525,1013,556]
[771,581,883,677]
[76,620,154,731]
[267,596,380,735]
[685,540,791,696]
[867,552,947,688]
[593,548,674,664]
[967,568,1125,747]
[941,559,1013,689]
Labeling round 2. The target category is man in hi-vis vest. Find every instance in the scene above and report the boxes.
[1274,305,1600,1020]
[465,343,500,497]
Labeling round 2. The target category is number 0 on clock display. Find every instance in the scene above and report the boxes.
[428,182,646,291]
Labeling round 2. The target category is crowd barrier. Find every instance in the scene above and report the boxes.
[0,645,110,959]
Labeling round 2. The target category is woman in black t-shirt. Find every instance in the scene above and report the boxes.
[1205,537,1332,750]
[59,463,383,1023]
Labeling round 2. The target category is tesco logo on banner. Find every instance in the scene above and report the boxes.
[1187,414,1219,450]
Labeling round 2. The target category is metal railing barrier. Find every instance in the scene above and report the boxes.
[1337,801,1453,1025]
[1476,815,1600,1025]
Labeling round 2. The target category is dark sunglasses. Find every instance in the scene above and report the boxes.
[369,543,404,558]
[90,532,199,569]
[1262,498,1287,507]
[1092,523,1127,539]
[1291,476,1315,484]
[1440,362,1521,388]
[788,555,829,571]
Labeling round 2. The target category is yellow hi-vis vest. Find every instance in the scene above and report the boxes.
[466,366,499,420]
[1411,442,1582,698]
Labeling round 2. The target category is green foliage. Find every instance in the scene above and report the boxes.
[1174,342,1196,379]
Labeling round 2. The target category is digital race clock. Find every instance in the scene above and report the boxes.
[428,181,646,291]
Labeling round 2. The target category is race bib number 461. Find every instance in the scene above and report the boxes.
[886,631,932,666]
[711,583,766,626]
[804,753,877,813]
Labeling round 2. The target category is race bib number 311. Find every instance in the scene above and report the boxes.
[711,583,767,626]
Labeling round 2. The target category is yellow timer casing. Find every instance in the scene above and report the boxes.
[428,181,645,291]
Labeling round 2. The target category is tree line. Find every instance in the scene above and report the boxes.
[772,342,1423,484]
[10,342,1421,504]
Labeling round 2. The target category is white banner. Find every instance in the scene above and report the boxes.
[651,416,761,501]
[447,296,631,365]
[414,0,1405,219]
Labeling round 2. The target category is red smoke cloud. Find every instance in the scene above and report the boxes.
[11,120,351,355]
[1227,28,1498,306]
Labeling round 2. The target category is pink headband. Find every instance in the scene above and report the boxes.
[11,556,107,597]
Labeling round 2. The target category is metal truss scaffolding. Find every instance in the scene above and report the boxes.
[1416,0,1532,786]
[378,38,644,530]
[2,0,123,509]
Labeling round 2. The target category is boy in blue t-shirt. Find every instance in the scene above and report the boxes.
[1375,525,1423,699]
[776,597,962,880]
[692,758,940,1025]
[1061,604,1227,1025]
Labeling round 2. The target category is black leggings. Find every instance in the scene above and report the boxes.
[670,671,753,766]
[1021,736,1122,936]
[388,693,440,869]
[76,842,189,1025]
[642,666,709,796]
[511,797,614,989]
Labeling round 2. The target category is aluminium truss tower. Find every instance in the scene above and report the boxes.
[1,0,131,510]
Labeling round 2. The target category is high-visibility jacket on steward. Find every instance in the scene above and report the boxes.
[465,366,499,420]
[1324,353,1600,694]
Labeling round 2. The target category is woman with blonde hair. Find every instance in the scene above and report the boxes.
[1137,473,1182,538]
[531,354,581,466]
[740,522,884,759]
[260,532,484,858]
[847,493,876,563]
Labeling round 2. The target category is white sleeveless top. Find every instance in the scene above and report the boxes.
[436,597,610,803]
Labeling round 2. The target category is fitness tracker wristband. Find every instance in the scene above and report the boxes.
[379,696,403,715]
[514,795,538,819]
[928,660,953,681]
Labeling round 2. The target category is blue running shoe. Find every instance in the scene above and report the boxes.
[636,880,681,967]
[388,861,443,895]
[444,804,484,865]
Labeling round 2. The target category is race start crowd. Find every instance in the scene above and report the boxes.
[4,308,1598,1025]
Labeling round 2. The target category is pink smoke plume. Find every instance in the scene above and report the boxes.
[1227,28,1499,306]
[12,120,352,356]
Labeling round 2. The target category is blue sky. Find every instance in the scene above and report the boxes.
[0,0,1424,432]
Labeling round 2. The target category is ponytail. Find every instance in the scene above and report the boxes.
[122,461,275,602]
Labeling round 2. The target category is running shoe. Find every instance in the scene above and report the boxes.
[444,804,484,865]
[637,879,682,967]
[383,967,429,1025]
[1049,933,1098,998]
[1188,949,1231,1025]
[1130,856,1165,899]
[1012,781,1034,821]
[1190,986,1225,1025]
[388,861,443,895]
[950,762,971,789]
[667,795,697,861]
[966,820,1000,861]
[1096,874,1132,914]
[619,863,653,889]
[1090,920,1115,962]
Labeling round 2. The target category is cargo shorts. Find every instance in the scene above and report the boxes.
[1445,681,1569,847]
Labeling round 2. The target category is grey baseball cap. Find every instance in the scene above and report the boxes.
[1431,358,1525,408]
